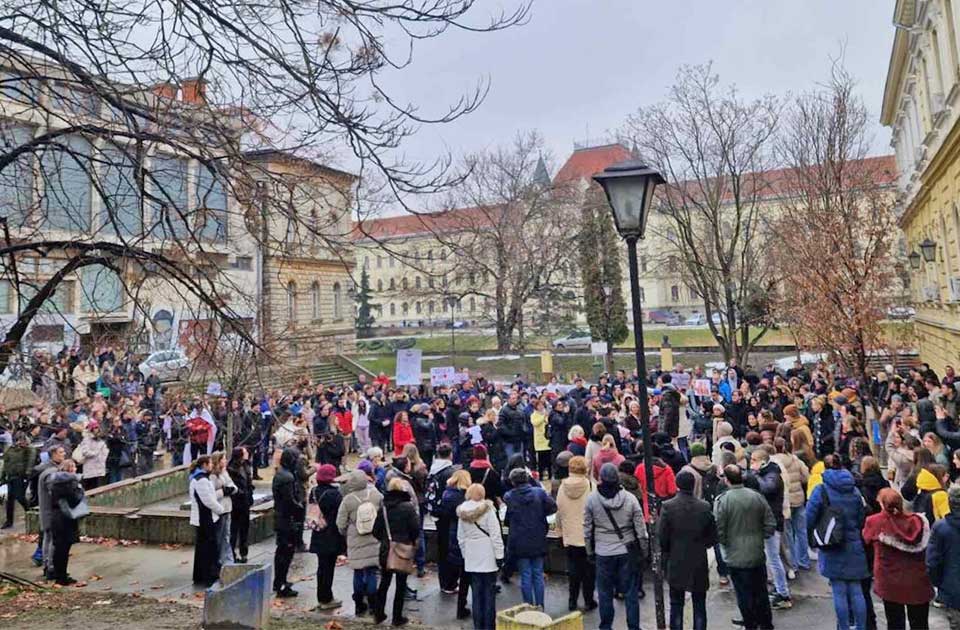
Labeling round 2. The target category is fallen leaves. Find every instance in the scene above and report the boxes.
[93,600,112,606]
[13,533,39,543]
[73,582,88,588]
[158,543,182,550]
[324,621,343,630]
[88,574,103,581]
[78,536,141,547]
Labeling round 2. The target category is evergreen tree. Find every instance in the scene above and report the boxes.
[578,186,629,372]
[355,267,376,338]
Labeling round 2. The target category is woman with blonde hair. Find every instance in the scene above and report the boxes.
[556,456,596,612]
[457,483,504,630]
[591,433,625,481]
[923,432,950,466]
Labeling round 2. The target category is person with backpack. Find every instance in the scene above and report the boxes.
[426,444,460,592]
[805,454,871,630]
[336,468,383,617]
[309,464,346,610]
[926,485,960,630]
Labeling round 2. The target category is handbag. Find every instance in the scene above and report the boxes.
[59,496,91,520]
[809,487,844,549]
[602,504,646,569]
[382,504,416,574]
[306,487,329,531]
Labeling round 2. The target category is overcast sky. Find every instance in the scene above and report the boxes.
[373,0,895,176]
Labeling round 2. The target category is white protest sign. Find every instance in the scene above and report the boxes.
[430,366,457,387]
[395,349,423,386]
[671,371,691,390]
[590,341,608,356]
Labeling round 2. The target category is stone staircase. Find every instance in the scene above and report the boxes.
[253,356,372,392]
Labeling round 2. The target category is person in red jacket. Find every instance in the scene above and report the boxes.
[333,398,354,452]
[861,487,934,629]
[393,411,414,456]
[633,441,677,522]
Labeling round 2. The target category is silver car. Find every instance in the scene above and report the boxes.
[552,330,592,349]
[139,349,191,382]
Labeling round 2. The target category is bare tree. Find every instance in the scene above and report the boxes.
[621,64,781,364]
[772,66,901,388]
[431,132,580,351]
[0,0,529,372]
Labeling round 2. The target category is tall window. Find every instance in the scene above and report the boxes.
[0,123,34,228]
[469,297,476,312]
[638,287,645,302]
[41,134,92,231]
[311,281,321,320]
[401,302,408,316]
[332,282,342,319]
[377,256,383,269]
[670,285,679,302]
[99,144,142,237]
[389,278,396,291]
[428,301,435,315]
[640,256,648,273]
[286,281,297,324]
[415,276,421,289]
[415,301,422,314]
[80,265,122,313]
[688,286,697,300]
[401,277,408,290]
[195,165,227,241]
[377,279,383,292]
[389,302,396,316]
[151,154,190,238]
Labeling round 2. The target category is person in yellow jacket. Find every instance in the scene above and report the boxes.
[915,465,952,522]
[529,398,552,481]
[807,460,825,499]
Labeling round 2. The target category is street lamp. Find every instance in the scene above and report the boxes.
[594,159,667,630]
[920,238,938,263]
[908,250,922,271]
[447,295,458,368]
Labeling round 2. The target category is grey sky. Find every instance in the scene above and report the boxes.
[374,0,895,174]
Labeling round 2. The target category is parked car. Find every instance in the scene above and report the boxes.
[445,320,468,329]
[684,313,706,326]
[648,310,682,326]
[887,306,916,320]
[139,349,191,382]
[552,330,592,349]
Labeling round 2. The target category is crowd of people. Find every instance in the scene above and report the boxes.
[5,345,960,629]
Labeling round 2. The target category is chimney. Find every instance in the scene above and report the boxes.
[151,82,177,100]
[181,78,207,104]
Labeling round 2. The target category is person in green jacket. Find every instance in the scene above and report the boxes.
[713,465,775,630]
[2,432,36,529]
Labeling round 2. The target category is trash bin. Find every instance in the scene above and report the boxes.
[495,604,583,630]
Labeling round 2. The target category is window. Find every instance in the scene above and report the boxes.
[286,281,297,324]
[401,302,409,316]
[688,286,697,300]
[389,257,395,268]
[640,256,648,273]
[37,280,75,315]
[427,251,433,261]
[99,144,142,237]
[401,277,408,290]
[415,276,421,289]
[0,280,11,314]
[377,279,383,292]
[638,287,645,302]
[428,277,434,289]
[377,256,383,269]
[457,298,462,312]
[0,123,34,227]
[428,301,435,315]
[79,265,122,313]
[233,256,253,271]
[415,301,422,314]
[49,83,99,118]
[389,278,396,291]
[670,285,679,302]
[363,256,369,270]
[332,282,342,320]
[150,155,190,238]
[390,302,396,316]
[41,135,92,231]
[311,281,321,320]
[469,272,476,285]
[195,165,227,241]
[469,297,476,312]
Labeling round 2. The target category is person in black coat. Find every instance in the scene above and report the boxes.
[272,447,303,597]
[412,408,438,468]
[658,470,717,630]
[309,464,346,609]
[227,447,254,562]
[498,393,527,462]
[373,479,421,626]
[49,460,85,585]
[316,427,346,470]
[438,470,472,619]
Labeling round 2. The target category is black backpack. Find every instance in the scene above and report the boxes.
[425,466,459,516]
[809,487,844,549]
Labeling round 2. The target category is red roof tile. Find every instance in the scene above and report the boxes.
[352,206,495,241]
[553,143,634,184]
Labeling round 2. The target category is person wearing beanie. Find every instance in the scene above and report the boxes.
[555,455,597,612]
[584,462,646,630]
[503,462,556,608]
[711,421,742,469]
[927,484,960,625]
[309,464,345,610]
[659,469,717,630]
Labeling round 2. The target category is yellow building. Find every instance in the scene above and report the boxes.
[882,0,960,373]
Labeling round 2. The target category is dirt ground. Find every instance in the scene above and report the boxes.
[0,584,425,630]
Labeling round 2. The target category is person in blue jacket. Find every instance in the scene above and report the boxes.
[503,467,557,607]
[806,454,871,630]
[927,485,960,628]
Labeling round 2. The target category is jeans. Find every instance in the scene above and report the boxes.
[882,600,929,629]
[517,556,545,607]
[353,567,378,598]
[469,571,497,630]
[787,505,810,569]
[415,505,426,572]
[830,578,867,630]
[504,442,522,461]
[728,565,774,630]
[217,513,233,566]
[714,542,728,577]
[669,586,706,630]
[764,532,789,597]
[596,553,640,630]
[4,476,28,525]
[566,545,596,606]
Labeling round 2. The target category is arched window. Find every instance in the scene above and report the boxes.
[415,276,421,289]
[389,303,396,316]
[670,285,679,302]
[428,301,435,315]
[389,278,396,291]
[415,301,422,314]
[311,281,321,320]
[401,302,409,315]
[469,297,476,312]
[688,286,697,300]
[377,279,383,292]
[401,277,408,290]
[428,277,434,288]
[332,282,342,320]
[427,251,433,261]
[286,281,297,324]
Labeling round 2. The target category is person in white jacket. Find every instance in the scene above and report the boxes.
[457,483,504,630]
[189,455,226,585]
[73,423,108,490]
[211,452,237,566]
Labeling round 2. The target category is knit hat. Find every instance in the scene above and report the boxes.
[356,459,374,476]
[676,470,696,493]
[316,464,338,483]
[472,444,488,460]
[599,462,620,485]
[690,443,707,458]
[949,484,960,514]
[555,450,574,470]
[716,421,734,438]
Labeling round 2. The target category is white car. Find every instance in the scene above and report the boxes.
[684,313,706,326]
[139,349,191,382]
[887,306,916,320]
[552,330,592,349]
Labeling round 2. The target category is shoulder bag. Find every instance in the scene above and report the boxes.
[382,504,416,574]
[602,504,646,569]
[809,486,844,549]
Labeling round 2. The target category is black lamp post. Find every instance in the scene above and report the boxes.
[594,159,666,630]
[920,238,938,263]
[908,250,922,270]
[447,295,458,368]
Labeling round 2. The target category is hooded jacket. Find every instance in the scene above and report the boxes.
[927,512,960,609]
[272,447,303,533]
[457,499,504,573]
[591,448,625,481]
[308,481,346,555]
[584,487,646,557]
[805,468,870,580]
[862,510,933,604]
[711,424,742,469]
[335,469,383,569]
[915,468,951,522]
[634,460,677,521]
[555,474,595,548]
[503,482,557,558]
